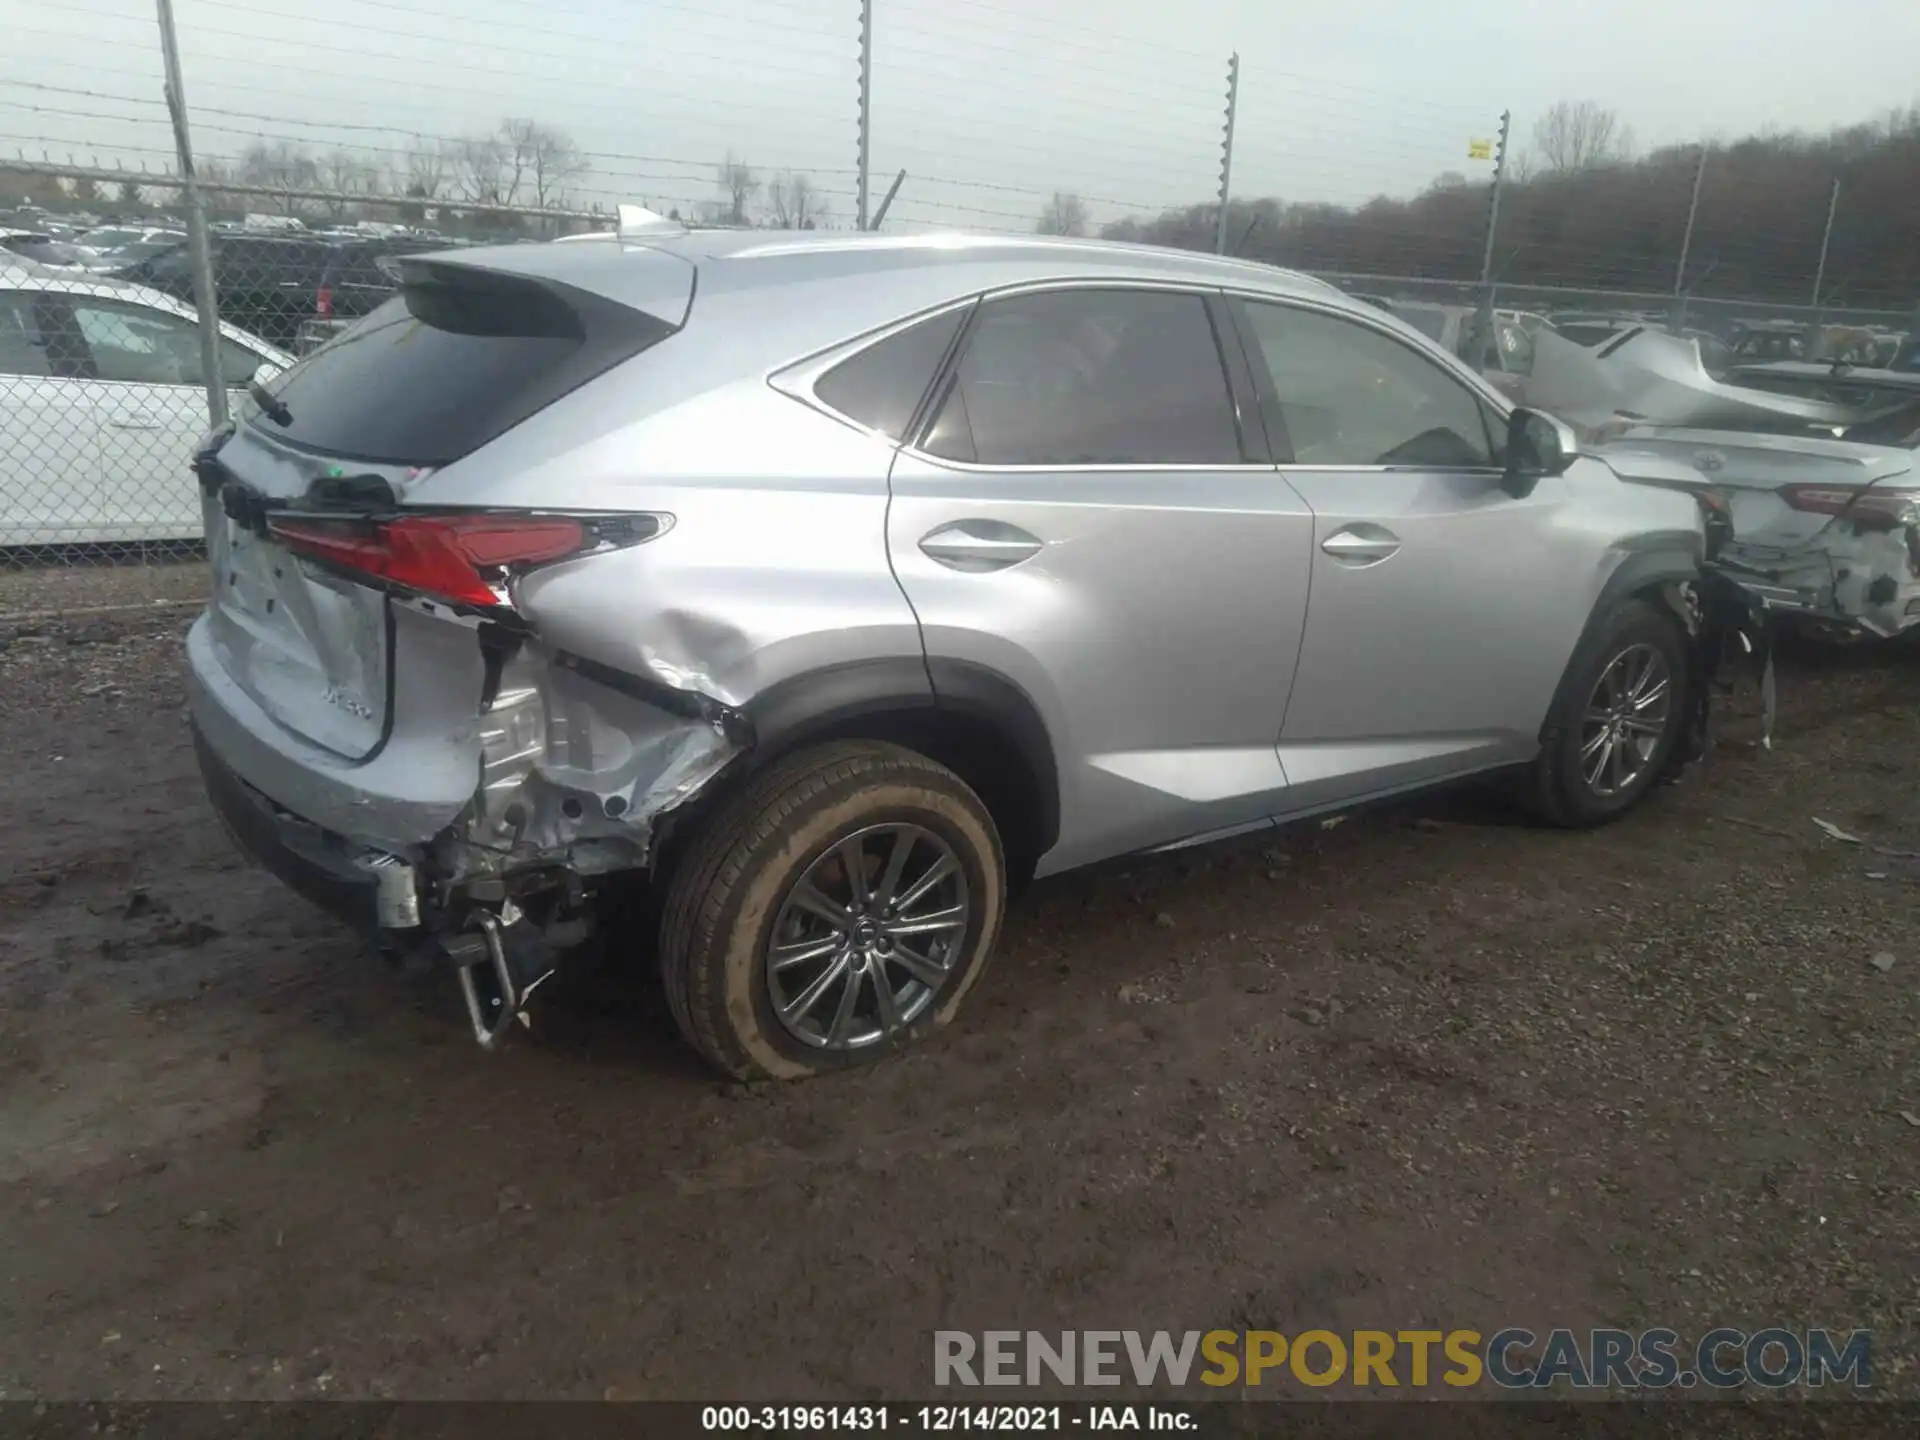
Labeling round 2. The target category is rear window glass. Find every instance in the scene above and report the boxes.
[256,267,674,465]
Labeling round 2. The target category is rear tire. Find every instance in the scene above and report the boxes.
[657,741,1006,1080]
[1526,599,1691,828]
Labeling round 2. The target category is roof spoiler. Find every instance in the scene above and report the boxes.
[617,204,687,243]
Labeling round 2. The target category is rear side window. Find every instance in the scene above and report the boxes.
[256,265,675,465]
[921,289,1240,466]
[814,307,966,439]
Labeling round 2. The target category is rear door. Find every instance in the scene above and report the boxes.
[0,289,102,544]
[884,284,1315,873]
[1231,294,1593,810]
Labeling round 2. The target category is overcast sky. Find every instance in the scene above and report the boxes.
[4,0,1917,230]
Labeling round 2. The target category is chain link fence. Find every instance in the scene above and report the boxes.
[6,160,1914,587]
[1,167,609,577]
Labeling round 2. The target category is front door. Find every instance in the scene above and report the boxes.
[886,285,1316,874]
[1230,295,1598,812]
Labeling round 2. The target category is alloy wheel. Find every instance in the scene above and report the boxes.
[1579,642,1672,798]
[764,823,971,1051]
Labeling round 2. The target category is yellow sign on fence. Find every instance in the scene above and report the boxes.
[1468,138,1493,160]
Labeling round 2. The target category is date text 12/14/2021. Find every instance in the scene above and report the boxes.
[701,1405,1196,1432]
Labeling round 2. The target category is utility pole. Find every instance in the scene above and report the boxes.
[1810,176,1840,311]
[153,0,226,427]
[1213,53,1239,255]
[856,0,872,230]
[1671,147,1707,333]
[1469,109,1511,369]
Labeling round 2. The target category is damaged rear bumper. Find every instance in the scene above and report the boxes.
[1714,531,1920,639]
[193,720,396,936]
[188,603,750,1043]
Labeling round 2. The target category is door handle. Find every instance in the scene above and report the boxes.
[107,417,165,431]
[1320,524,1401,566]
[918,520,1043,573]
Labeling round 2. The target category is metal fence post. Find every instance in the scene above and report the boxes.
[870,168,907,230]
[153,0,226,429]
[1468,109,1511,366]
[1811,176,1840,312]
[1670,146,1707,333]
[856,0,872,230]
[1213,53,1240,255]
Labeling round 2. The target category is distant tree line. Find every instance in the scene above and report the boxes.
[1052,101,1920,307]
[0,132,841,238]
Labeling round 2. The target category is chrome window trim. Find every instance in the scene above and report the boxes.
[774,273,1516,477]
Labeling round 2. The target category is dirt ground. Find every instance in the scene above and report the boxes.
[1,579,1916,1403]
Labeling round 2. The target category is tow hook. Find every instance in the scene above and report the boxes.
[448,901,557,1051]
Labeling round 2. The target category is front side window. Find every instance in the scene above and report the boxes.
[1240,301,1495,468]
[921,288,1241,466]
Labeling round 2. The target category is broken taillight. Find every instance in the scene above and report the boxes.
[1780,483,1920,524]
[267,512,590,608]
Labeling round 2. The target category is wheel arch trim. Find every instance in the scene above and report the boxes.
[739,656,1061,861]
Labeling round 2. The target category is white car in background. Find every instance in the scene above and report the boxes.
[0,255,291,546]
[79,225,189,272]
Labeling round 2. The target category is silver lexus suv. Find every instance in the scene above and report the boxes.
[187,225,1711,1079]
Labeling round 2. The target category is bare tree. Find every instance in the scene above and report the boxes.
[453,134,510,206]
[1532,101,1634,173]
[716,152,760,226]
[405,141,449,200]
[499,118,587,211]
[238,140,318,214]
[116,179,145,210]
[1035,191,1089,236]
[767,170,828,229]
[318,150,375,216]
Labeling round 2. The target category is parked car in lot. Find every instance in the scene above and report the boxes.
[190,226,1723,1079]
[110,231,451,350]
[0,255,290,545]
[78,225,187,273]
[0,229,97,271]
[1386,300,1538,390]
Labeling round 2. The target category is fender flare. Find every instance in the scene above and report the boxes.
[741,656,1061,859]
[1541,544,1702,748]
[1588,544,1702,626]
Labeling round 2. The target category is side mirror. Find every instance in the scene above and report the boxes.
[1502,407,1578,498]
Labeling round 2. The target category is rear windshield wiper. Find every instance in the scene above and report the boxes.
[249,376,292,426]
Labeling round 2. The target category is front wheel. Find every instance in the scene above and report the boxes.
[1526,598,1691,827]
[657,741,1006,1080]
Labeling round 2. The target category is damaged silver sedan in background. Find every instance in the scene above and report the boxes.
[189,222,1764,1079]
[1516,325,1920,642]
